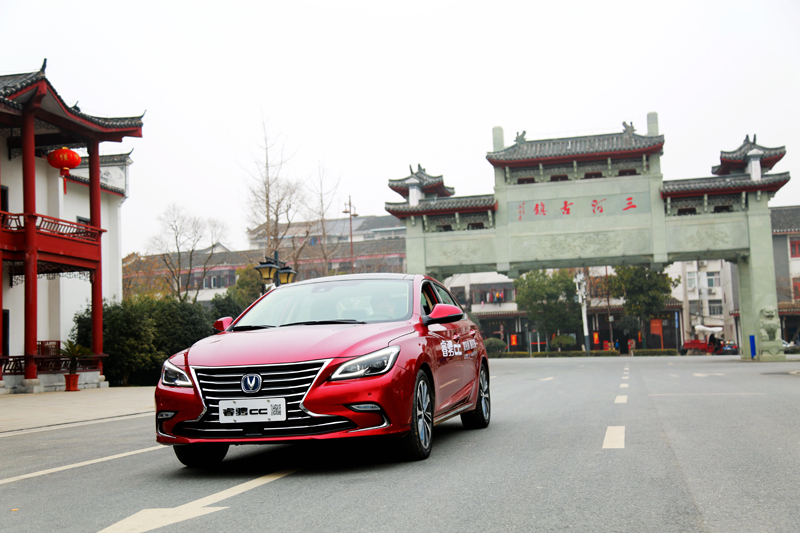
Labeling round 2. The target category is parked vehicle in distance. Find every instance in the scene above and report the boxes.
[155,273,490,467]
[721,341,739,355]
[680,325,724,355]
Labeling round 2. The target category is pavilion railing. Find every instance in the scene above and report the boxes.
[0,211,24,231]
[1,355,107,375]
[36,214,102,243]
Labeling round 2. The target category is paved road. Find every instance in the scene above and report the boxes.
[2,356,800,532]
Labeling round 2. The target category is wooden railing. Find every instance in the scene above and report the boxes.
[36,214,102,243]
[0,211,24,231]
[1,354,107,375]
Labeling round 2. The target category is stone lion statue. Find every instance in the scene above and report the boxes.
[759,306,781,342]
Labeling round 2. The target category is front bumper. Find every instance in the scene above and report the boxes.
[155,358,412,445]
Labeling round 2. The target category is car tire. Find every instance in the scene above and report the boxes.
[461,363,491,429]
[173,443,229,468]
[400,370,434,461]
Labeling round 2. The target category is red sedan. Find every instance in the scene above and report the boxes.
[155,273,491,467]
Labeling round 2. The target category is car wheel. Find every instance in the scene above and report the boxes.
[173,443,229,468]
[401,370,434,460]
[461,364,491,429]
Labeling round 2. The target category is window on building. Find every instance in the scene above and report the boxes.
[713,205,731,213]
[550,175,568,182]
[583,172,603,179]
[794,278,800,300]
[1,186,8,212]
[677,208,697,216]
[203,278,209,289]
[437,225,453,232]
[689,300,701,316]
[707,272,720,288]
[211,277,217,289]
[617,169,638,176]
[791,239,800,258]
[468,222,484,230]
[517,177,536,185]
[77,216,91,226]
[708,300,723,316]
[687,271,697,289]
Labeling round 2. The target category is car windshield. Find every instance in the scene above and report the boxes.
[233,279,414,329]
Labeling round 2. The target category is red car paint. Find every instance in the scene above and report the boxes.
[155,274,488,446]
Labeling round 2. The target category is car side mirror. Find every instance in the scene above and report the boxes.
[213,317,233,332]
[422,304,464,327]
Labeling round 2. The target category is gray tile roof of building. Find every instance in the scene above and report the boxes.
[661,172,790,197]
[486,129,664,164]
[388,164,455,197]
[770,205,800,234]
[0,63,144,130]
[76,151,133,168]
[67,173,126,196]
[385,194,497,215]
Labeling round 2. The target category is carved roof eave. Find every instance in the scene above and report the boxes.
[0,68,144,137]
[486,133,665,168]
[385,195,497,218]
[388,182,455,198]
[712,151,785,175]
[660,172,790,199]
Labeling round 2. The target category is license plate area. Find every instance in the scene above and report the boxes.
[218,398,287,423]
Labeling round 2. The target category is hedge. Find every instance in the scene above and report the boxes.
[488,350,621,358]
[630,349,679,356]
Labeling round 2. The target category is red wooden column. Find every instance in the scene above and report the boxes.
[0,155,3,382]
[21,108,38,380]
[89,140,103,362]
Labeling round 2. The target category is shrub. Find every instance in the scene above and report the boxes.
[551,335,577,351]
[484,338,508,355]
[631,349,679,356]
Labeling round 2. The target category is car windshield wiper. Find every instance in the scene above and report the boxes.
[230,324,275,331]
[280,319,366,327]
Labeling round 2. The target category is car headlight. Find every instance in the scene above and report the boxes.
[330,346,400,381]
[161,360,193,387]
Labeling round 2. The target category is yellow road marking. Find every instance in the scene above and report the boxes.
[0,446,164,486]
[99,469,297,533]
[603,426,625,449]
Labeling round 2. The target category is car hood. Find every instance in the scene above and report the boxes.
[182,322,414,367]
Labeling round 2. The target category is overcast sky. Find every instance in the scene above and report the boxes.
[2,0,798,256]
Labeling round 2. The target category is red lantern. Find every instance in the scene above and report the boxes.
[47,147,81,194]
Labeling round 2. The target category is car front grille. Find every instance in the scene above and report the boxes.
[172,360,356,439]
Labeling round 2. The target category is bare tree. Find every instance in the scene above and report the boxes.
[122,252,170,300]
[149,204,227,303]
[244,120,308,267]
[304,163,342,277]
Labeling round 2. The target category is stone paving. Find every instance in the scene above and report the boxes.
[0,386,155,433]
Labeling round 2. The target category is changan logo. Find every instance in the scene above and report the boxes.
[241,373,262,393]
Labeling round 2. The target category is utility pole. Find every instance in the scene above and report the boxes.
[576,271,590,354]
[342,196,358,274]
[605,265,614,349]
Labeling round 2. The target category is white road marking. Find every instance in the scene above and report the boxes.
[620,383,629,388]
[694,373,724,377]
[0,446,164,486]
[490,375,497,379]
[99,469,297,533]
[540,377,554,381]
[622,376,629,380]
[789,370,800,375]
[649,393,765,397]
[615,396,628,403]
[0,412,153,439]
[624,367,629,371]
[603,426,625,449]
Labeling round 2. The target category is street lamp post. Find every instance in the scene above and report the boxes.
[254,251,297,293]
[575,271,591,354]
[342,196,359,274]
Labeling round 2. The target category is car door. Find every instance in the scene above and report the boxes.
[420,281,460,413]
[432,282,477,402]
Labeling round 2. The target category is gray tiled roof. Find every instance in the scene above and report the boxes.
[385,194,497,214]
[389,164,455,197]
[661,172,789,196]
[711,135,786,175]
[487,131,664,164]
[771,206,800,234]
[76,152,133,169]
[67,173,126,196]
[0,65,144,130]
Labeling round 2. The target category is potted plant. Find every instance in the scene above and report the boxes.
[59,340,92,392]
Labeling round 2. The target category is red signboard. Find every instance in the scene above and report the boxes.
[510,335,517,346]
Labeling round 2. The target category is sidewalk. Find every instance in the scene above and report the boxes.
[0,386,155,433]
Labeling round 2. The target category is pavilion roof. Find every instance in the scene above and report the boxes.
[486,126,664,168]
[385,194,497,218]
[711,135,785,175]
[660,172,789,199]
[388,164,454,198]
[0,60,143,140]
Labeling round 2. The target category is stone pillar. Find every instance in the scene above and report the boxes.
[646,112,659,136]
[739,190,784,361]
[491,127,511,274]
[404,216,427,275]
